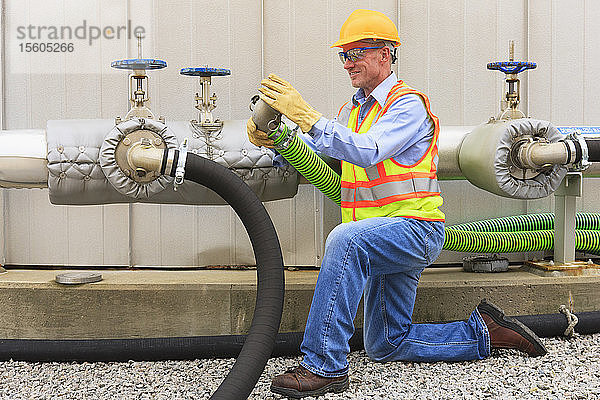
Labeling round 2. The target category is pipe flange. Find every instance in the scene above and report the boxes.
[100,118,178,199]
[566,131,590,171]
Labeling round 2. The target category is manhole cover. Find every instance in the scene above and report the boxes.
[55,272,103,285]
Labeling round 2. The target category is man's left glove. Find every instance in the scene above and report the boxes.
[259,74,322,133]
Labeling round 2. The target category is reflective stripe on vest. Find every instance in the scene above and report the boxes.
[339,81,445,223]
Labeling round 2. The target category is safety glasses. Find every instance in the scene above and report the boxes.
[338,46,384,63]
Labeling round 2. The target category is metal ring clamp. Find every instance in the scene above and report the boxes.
[174,138,189,191]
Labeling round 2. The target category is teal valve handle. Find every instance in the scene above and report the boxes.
[487,61,536,75]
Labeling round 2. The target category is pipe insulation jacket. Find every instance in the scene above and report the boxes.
[268,123,342,205]
[459,119,568,199]
[444,213,600,254]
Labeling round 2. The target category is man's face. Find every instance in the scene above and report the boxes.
[341,41,387,92]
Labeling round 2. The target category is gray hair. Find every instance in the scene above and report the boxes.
[382,41,397,64]
[358,39,398,64]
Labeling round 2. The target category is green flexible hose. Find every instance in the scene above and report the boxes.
[443,229,600,253]
[448,213,600,232]
[268,124,341,205]
[259,119,600,256]
[444,213,600,254]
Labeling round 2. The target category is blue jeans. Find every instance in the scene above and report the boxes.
[300,217,490,377]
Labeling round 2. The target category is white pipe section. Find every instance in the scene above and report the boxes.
[438,126,475,179]
[0,123,599,191]
[0,129,48,188]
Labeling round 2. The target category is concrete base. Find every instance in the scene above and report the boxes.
[0,266,599,340]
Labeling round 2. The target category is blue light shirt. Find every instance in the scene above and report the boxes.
[273,72,434,169]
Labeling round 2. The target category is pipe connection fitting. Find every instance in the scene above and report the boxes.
[511,133,589,173]
[116,130,167,182]
[100,117,179,199]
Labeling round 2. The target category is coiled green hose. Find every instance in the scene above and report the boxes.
[444,213,600,254]
[261,122,600,256]
[448,213,600,232]
[269,124,341,205]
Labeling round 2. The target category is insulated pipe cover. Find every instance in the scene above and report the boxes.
[459,119,567,199]
[45,119,298,205]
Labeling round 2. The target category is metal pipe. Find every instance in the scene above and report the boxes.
[518,141,569,169]
[0,129,48,188]
[127,144,164,174]
[438,126,474,179]
[1,123,600,192]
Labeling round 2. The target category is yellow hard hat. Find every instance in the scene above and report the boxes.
[331,9,401,48]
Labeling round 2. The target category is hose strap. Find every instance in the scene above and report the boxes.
[174,138,189,191]
[559,304,579,337]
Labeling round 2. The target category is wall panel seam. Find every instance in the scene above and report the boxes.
[0,0,5,129]
[0,0,5,264]
[462,0,466,125]
[582,0,586,124]
[426,0,430,94]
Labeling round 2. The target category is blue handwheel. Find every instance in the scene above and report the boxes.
[180,67,231,77]
[111,59,167,70]
[487,61,536,75]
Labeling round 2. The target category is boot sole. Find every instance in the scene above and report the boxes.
[478,299,547,356]
[270,376,349,399]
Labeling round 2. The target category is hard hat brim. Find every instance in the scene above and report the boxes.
[331,34,401,48]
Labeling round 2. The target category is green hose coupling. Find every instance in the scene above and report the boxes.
[250,95,341,205]
[267,121,341,205]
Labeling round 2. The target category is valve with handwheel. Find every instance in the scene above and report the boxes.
[111,33,167,122]
[180,66,231,135]
[487,40,536,120]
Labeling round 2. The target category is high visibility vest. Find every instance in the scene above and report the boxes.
[338,81,445,223]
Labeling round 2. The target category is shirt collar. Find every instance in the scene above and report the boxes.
[352,71,398,107]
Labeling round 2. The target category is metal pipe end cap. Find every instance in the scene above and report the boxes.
[55,272,103,285]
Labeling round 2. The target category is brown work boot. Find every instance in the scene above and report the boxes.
[270,365,349,398]
[477,299,547,357]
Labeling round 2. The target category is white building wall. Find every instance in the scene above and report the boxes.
[1,0,599,267]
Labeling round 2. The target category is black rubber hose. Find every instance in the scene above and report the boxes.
[0,311,597,364]
[514,311,600,337]
[585,138,600,162]
[178,152,285,400]
[0,151,285,398]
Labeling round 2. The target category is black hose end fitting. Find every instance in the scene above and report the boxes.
[586,138,600,163]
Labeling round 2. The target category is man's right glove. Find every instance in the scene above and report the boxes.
[258,74,322,133]
[247,117,275,148]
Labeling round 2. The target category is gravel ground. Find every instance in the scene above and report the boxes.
[1,334,599,400]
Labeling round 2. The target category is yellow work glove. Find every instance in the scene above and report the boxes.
[258,74,322,133]
[246,117,275,148]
